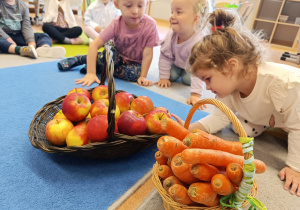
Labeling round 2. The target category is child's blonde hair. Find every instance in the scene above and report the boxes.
[189,9,266,76]
[192,0,210,15]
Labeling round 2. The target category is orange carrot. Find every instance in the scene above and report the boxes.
[155,151,168,165]
[171,153,199,185]
[161,118,191,140]
[204,195,220,207]
[167,157,172,167]
[157,165,174,180]
[190,164,219,181]
[168,184,194,205]
[163,176,183,192]
[211,174,236,195]
[181,149,266,174]
[157,136,188,158]
[188,182,218,206]
[226,163,243,186]
[183,131,243,155]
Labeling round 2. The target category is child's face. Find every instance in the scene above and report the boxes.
[99,0,110,4]
[170,0,199,34]
[114,0,148,29]
[194,67,238,98]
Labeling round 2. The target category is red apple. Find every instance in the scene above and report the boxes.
[62,92,91,122]
[92,85,108,102]
[154,107,171,118]
[115,92,134,114]
[66,123,89,146]
[45,118,74,146]
[67,87,91,101]
[90,100,120,120]
[117,110,147,136]
[130,96,154,116]
[87,115,118,142]
[145,109,171,134]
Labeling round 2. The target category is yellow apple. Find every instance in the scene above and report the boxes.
[66,123,89,146]
[53,110,67,119]
[45,118,74,146]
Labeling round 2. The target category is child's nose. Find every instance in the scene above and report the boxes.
[132,6,138,14]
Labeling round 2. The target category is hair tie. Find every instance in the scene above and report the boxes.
[211,26,222,32]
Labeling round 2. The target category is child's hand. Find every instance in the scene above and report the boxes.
[154,79,171,88]
[75,73,100,87]
[6,38,16,45]
[187,94,207,110]
[170,114,185,126]
[279,166,300,196]
[94,26,101,33]
[138,77,153,86]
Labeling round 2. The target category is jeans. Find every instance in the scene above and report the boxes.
[170,63,191,85]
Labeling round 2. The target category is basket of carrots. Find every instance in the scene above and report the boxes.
[152,98,266,209]
[28,45,162,159]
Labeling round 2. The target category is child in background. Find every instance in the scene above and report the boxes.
[83,0,121,41]
[172,9,300,197]
[155,0,210,107]
[0,0,66,59]
[42,0,84,45]
[58,0,159,86]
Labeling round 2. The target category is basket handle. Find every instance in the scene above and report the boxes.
[99,44,116,142]
[184,98,256,208]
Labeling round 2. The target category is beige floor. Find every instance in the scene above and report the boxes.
[6,12,299,210]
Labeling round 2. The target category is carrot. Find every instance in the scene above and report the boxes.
[183,131,243,155]
[188,182,218,206]
[211,174,236,195]
[161,118,191,140]
[155,151,168,165]
[167,157,172,167]
[157,165,174,180]
[190,164,219,181]
[163,176,183,192]
[171,153,199,185]
[181,149,266,174]
[168,184,194,205]
[157,136,188,158]
[204,195,220,207]
[226,163,243,186]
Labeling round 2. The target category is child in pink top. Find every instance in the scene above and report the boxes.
[58,0,159,86]
[155,0,211,107]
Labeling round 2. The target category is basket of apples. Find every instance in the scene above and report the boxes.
[28,45,171,159]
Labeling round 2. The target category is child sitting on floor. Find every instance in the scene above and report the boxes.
[57,0,159,86]
[172,8,300,197]
[155,0,211,108]
[42,0,84,45]
[0,0,66,59]
[83,0,121,42]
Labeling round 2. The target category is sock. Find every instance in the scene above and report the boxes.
[15,46,21,55]
[63,37,72,44]
[77,55,87,65]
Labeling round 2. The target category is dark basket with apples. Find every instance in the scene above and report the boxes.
[28,45,162,159]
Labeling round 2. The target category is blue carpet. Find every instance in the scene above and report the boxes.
[0,61,208,209]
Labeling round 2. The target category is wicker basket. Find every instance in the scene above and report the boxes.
[152,98,259,209]
[28,45,162,159]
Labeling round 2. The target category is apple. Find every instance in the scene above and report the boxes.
[90,100,121,121]
[145,109,171,134]
[67,87,91,101]
[117,110,147,136]
[130,96,154,116]
[154,107,171,118]
[53,110,67,119]
[115,91,134,114]
[87,115,118,142]
[45,118,74,146]
[62,92,91,122]
[66,123,89,146]
[92,85,108,102]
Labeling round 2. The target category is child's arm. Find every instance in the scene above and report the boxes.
[138,46,153,86]
[75,36,105,87]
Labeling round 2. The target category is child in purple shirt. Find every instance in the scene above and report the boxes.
[58,0,159,86]
[155,0,211,107]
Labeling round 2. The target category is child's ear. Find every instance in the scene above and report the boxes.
[226,58,239,73]
[194,14,202,25]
